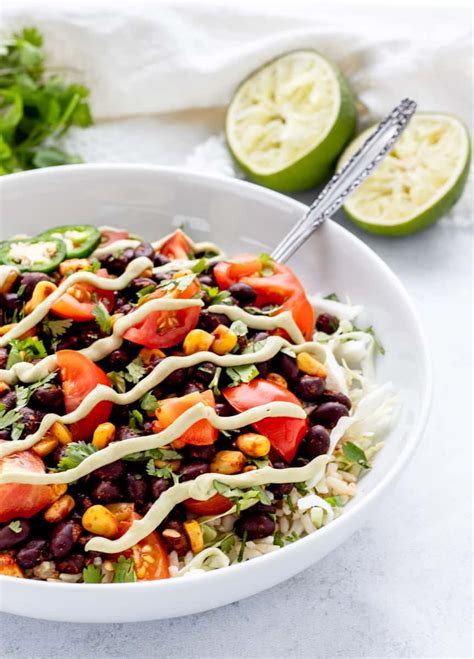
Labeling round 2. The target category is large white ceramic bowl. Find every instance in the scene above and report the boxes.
[0,165,431,623]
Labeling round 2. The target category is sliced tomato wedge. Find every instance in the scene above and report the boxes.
[153,390,218,446]
[183,493,233,516]
[51,268,115,322]
[111,505,169,580]
[158,230,193,260]
[57,350,112,442]
[124,274,200,349]
[214,254,315,340]
[223,378,308,463]
[99,229,130,247]
[0,444,51,523]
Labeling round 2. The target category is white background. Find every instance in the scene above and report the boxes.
[0,1,472,657]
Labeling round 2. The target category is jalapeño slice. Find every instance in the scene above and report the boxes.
[0,237,67,273]
[37,224,101,258]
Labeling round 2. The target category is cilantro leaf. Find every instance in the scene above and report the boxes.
[203,286,232,305]
[342,442,371,470]
[8,520,22,534]
[56,441,97,471]
[220,535,236,554]
[6,337,47,368]
[112,556,136,583]
[82,564,102,584]
[0,408,22,431]
[107,371,127,393]
[42,318,73,339]
[230,320,248,337]
[191,257,208,274]
[124,358,146,384]
[225,363,259,387]
[92,301,112,334]
[140,391,158,413]
[146,458,180,483]
[123,447,182,462]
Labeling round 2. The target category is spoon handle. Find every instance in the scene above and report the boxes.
[271,98,417,263]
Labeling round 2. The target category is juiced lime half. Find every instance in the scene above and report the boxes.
[337,112,471,235]
[225,50,356,192]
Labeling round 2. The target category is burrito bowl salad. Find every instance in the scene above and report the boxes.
[0,226,396,583]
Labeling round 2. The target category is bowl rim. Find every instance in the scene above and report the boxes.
[0,163,432,595]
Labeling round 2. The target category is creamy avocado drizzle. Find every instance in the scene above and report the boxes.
[0,232,331,555]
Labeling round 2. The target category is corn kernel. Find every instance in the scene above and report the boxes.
[82,505,119,538]
[243,465,257,473]
[50,421,73,446]
[92,422,116,450]
[48,483,68,503]
[44,494,75,523]
[236,432,271,458]
[59,259,91,276]
[296,351,328,378]
[267,372,288,388]
[183,329,214,355]
[24,281,57,314]
[210,450,246,475]
[0,323,17,337]
[183,520,204,554]
[0,270,18,295]
[138,347,166,365]
[0,382,10,396]
[211,324,238,355]
[32,436,58,458]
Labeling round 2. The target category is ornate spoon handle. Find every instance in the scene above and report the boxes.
[271,98,417,263]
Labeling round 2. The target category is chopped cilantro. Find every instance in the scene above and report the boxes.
[128,409,144,430]
[14,371,57,409]
[209,366,222,396]
[140,391,158,413]
[92,301,112,334]
[191,257,208,275]
[273,531,285,548]
[0,408,22,431]
[82,564,102,584]
[203,286,232,305]
[123,447,182,462]
[342,441,371,469]
[220,535,236,554]
[230,320,248,337]
[225,363,259,387]
[56,441,97,471]
[125,357,146,384]
[8,520,22,534]
[146,458,180,483]
[6,337,47,368]
[42,318,73,339]
[107,371,127,393]
[112,556,136,583]
[136,284,156,300]
[324,293,340,301]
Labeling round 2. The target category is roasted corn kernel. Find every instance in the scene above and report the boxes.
[24,281,57,314]
[82,505,119,538]
[0,554,23,578]
[44,494,75,523]
[183,520,204,554]
[0,269,18,295]
[211,324,238,355]
[183,329,214,355]
[48,483,68,503]
[138,347,166,365]
[59,259,91,276]
[92,422,116,450]
[267,372,288,388]
[49,421,73,446]
[236,432,271,458]
[32,436,58,458]
[296,351,328,378]
[210,450,246,475]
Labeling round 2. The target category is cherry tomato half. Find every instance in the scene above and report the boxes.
[0,445,51,523]
[124,274,200,349]
[99,229,130,247]
[51,269,115,322]
[158,231,193,260]
[57,350,112,442]
[223,378,308,463]
[183,493,233,516]
[153,390,218,446]
[214,254,315,340]
[111,504,169,580]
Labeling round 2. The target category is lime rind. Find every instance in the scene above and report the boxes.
[225,50,356,192]
[338,113,471,235]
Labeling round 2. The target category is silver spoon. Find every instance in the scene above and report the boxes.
[271,98,417,263]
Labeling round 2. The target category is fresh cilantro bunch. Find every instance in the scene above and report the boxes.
[0,27,92,174]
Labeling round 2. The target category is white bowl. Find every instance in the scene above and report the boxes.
[0,165,431,623]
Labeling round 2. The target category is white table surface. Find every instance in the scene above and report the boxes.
[1,195,472,658]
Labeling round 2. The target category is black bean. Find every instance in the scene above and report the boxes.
[153,253,170,267]
[257,360,271,378]
[228,283,257,305]
[234,513,275,540]
[125,473,148,503]
[75,492,94,512]
[115,426,141,442]
[198,310,230,332]
[0,348,7,369]
[150,478,170,500]
[300,425,330,459]
[78,322,102,347]
[268,459,293,499]
[179,461,210,482]
[194,362,217,385]
[152,272,171,285]
[50,520,81,559]
[215,401,234,417]
[2,292,22,312]
[278,353,299,383]
[0,429,11,440]
[133,242,155,260]
[130,276,156,290]
[253,331,269,343]
[311,402,349,429]
[57,553,85,574]
[18,272,52,298]
[93,460,125,480]
[198,274,214,287]
[0,391,16,411]
[250,503,277,514]
[181,382,205,396]
[108,349,130,370]
[99,249,135,275]
[164,368,185,389]
[16,539,48,569]
[186,444,216,461]
[30,383,63,411]
[317,390,352,410]
[316,313,339,334]
[90,480,122,503]
[0,519,31,550]
[19,406,42,434]
[56,334,80,351]
[295,375,325,402]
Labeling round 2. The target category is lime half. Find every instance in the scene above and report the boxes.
[225,50,356,192]
[337,112,471,235]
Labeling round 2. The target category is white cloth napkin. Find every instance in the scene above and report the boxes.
[1,0,472,223]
